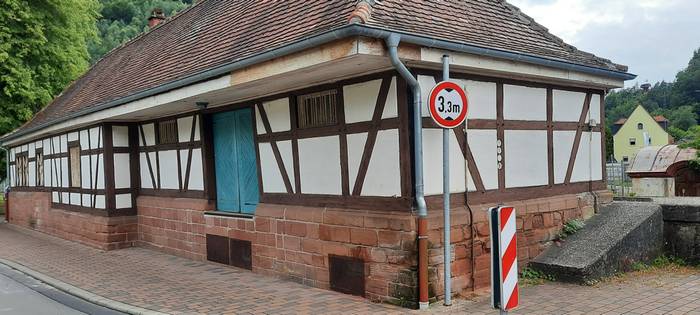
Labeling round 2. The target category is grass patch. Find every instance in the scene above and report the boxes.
[557,219,585,240]
[596,255,699,286]
[520,267,555,286]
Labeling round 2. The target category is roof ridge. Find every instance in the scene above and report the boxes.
[499,0,628,72]
[348,0,374,24]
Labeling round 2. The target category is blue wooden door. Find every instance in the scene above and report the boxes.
[212,108,259,214]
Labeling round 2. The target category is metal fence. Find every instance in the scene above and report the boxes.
[607,162,632,197]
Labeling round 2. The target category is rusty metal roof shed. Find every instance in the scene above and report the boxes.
[628,145,697,177]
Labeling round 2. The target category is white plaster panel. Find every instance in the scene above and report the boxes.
[114,153,131,189]
[419,75,437,117]
[553,131,576,184]
[423,129,467,195]
[67,132,78,142]
[140,123,155,146]
[140,153,154,189]
[42,139,50,153]
[70,193,80,206]
[44,159,52,187]
[503,85,546,121]
[363,130,401,197]
[188,149,204,190]
[51,136,59,153]
[278,140,294,191]
[382,77,398,119]
[262,98,291,132]
[82,194,91,207]
[34,140,42,149]
[344,79,380,123]
[179,150,188,188]
[158,150,179,189]
[52,192,59,203]
[116,194,132,209]
[79,130,89,149]
[94,154,104,189]
[60,135,68,153]
[61,192,69,203]
[28,143,35,158]
[94,195,105,209]
[113,126,129,147]
[553,90,586,122]
[469,129,499,190]
[505,130,548,188]
[28,161,35,187]
[259,143,286,193]
[90,127,101,149]
[177,116,194,142]
[9,148,14,162]
[588,94,602,124]
[81,156,91,189]
[193,115,200,141]
[255,107,265,135]
[346,132,368,191]
[298,136,341,195]
[61,157,68,188]
[461,80,497,120]
[571,132,603,182]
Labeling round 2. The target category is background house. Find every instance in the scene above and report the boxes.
[613,105,672,163]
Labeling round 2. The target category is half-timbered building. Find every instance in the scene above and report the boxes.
[0,0,635,308]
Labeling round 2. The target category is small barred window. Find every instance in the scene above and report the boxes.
[15,154,28,186]
[297,90,338,129]
[158,120,179,144]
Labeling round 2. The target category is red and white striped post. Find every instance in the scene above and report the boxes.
[489,206,519,313]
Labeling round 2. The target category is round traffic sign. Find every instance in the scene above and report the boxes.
[428,81,468,129]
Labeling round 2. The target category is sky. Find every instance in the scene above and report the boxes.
[508,0,700,87]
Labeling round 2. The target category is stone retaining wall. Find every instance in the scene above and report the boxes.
[661,203,700,264]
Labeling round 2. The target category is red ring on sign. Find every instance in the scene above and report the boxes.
[428,81,468,129]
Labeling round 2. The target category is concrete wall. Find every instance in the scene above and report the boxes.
[632,177,675,197]
[662,203,700,264]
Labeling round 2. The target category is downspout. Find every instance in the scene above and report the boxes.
[385,33,429,310]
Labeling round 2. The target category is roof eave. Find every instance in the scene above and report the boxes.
[0,24,635,145]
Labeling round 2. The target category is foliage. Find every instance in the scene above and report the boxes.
[88,0,192,63]
[559,219,585,239]
[520,267,555,285]
[0,0,100,180]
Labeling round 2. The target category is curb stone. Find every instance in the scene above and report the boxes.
[0,258,170,315]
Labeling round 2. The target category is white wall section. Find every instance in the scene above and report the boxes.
[505,130,548,188]
[298,136,341,195]
[344,79,380,123]
[504,85,546,121]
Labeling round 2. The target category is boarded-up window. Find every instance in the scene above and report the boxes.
[69,145,81,187]
[36,149,44,186]
[158,120,178,144]
[15,154,28,186]
[297,90,338,128]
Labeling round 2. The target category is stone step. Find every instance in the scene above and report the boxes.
[529,202,663,284]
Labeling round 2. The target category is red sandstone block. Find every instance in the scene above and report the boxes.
[257,232,277,247]
[369,248,388,263]
[191,212,204,224]
[256,204,286,218]
[255,217,271,232]
[322,242,349,256]
[475,222,490,237]
[254,255,274,270]
[229,229,255,242]
[301,239,323,254]
[205,226,227,237]
[323,210,363,227]
[364,216,391,230]
[284,206,324,223]
[283,236,301,251]
[350,228,378,246]
[365,279,388,296]
[450,227,466,243]
[377,230,402,248]
[284,221,308,237]
[318,225,350,243]
[306,224,319,239]
[311,254,326,268]
[451,258,472,276]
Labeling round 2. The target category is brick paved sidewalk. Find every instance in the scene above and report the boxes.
[0,223,698,315]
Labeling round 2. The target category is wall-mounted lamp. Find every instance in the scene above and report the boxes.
[196,102,209,111]
[588,119,598,130]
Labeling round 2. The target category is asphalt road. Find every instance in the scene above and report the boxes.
[0,263,124,315]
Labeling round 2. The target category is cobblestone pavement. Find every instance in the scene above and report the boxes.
[0,223,698,315]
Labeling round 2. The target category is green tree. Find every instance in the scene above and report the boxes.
[88,0,192,63]
[0,0,99,180]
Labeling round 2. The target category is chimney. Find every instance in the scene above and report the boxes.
[148,8,165,28]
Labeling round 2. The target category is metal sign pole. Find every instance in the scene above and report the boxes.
[442,54,452,307]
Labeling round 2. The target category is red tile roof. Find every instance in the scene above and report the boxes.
[9,0,630,138]
[614,118,628,125]
[654,115,668,122]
